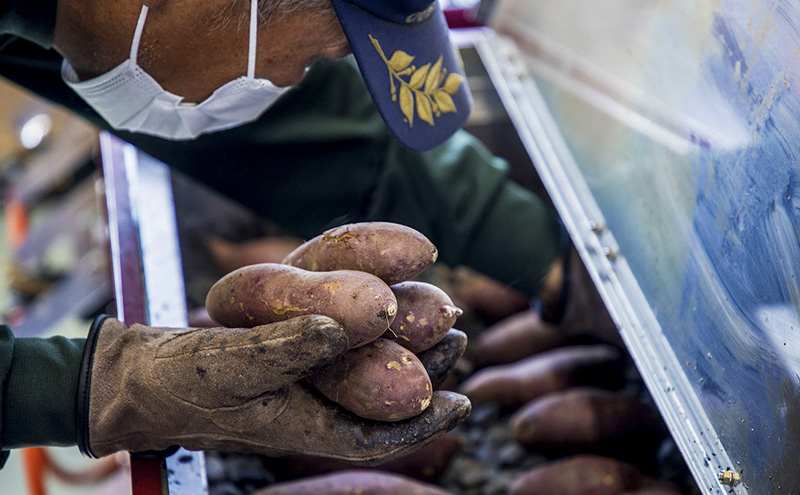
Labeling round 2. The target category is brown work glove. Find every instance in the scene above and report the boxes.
[76,315,470,463]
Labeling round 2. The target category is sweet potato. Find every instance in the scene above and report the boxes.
[470,310,566,368]
[205,263,396,348]
[509,455,680,495]
[458,345,625,407]
[510,387,667,459]
[384,281,463,353]
[254,470,454,495]
[451,269,530,322]
[306,338,433,421]
[282,222,438,285]
[509,455,645,495]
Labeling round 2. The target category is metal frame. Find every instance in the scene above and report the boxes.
[451,28,745,494]
[99,131,208,495]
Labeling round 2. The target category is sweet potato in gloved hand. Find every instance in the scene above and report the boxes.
[76,314,471,463]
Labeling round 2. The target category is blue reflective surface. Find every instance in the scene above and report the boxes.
[492,0,800,491]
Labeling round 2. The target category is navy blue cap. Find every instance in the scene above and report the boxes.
[331,0,473,151]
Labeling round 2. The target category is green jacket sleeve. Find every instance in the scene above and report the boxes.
[0,326,84,467]
[0,327,9,468]
[0,0,58,49]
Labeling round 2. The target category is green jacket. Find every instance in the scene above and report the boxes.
[0,0,562,461]
[0,328,84,466]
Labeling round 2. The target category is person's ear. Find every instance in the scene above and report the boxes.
[141,0,168,9]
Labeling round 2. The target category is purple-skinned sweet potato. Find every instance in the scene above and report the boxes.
[509,455,681,495]
[306,338,433,421]
[205,263,396,348]
[282,222,438,285]
[470,310,566,368]
[509,387,667,459]
[384,281,463,353]
[458,345,624,407]
[254,470,454,495]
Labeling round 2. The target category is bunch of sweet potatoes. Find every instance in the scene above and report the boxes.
[206,222,464,422]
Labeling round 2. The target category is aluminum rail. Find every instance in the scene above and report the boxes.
[99,131,208,495]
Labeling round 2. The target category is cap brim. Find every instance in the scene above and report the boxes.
[332,1,473,151]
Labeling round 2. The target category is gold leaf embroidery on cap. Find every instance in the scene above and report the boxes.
[370,34,462,127]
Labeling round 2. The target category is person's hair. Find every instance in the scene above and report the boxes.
[210,0,335,31]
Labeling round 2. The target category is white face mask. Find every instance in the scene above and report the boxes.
[62,1,288,140]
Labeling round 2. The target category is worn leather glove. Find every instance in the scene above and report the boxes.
[77,314,470,464]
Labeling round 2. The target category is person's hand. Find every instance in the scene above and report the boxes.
[77,315,470,464]
[186,308,468,391]
[79,222,471,464]
[534,245,624,347]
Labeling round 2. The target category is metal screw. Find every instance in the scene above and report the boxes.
[718,470,742,487]
[589,221,604,233]
[603,247,618,260]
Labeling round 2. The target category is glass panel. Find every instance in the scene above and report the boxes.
[489,1,800,493]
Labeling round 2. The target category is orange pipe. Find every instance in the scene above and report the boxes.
[20,448,47,495]
[20,447,123,494]
[5,197,28,249]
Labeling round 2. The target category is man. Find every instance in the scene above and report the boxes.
[0,0,564,473]
[1,0,563,293]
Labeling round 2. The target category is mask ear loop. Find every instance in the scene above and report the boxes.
[130,6,150,65]
[247,0,258,79]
